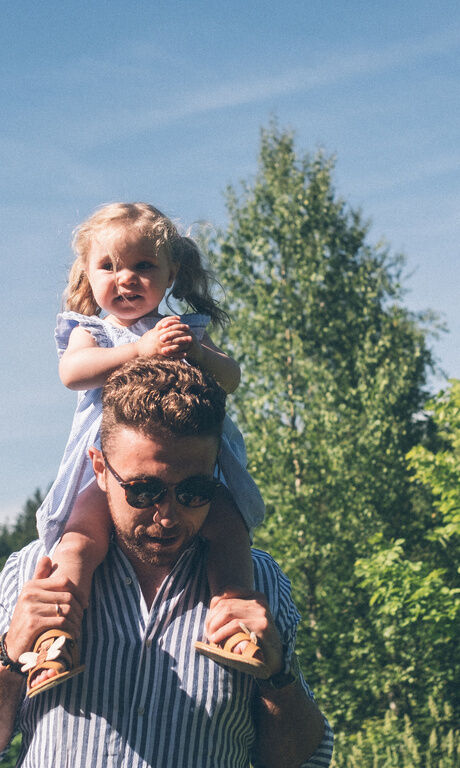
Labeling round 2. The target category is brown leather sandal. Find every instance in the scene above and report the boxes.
[195,627,271,679]
[19,629,85,698]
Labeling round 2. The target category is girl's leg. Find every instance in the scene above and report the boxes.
[200,485,253,598]
[196,487,269,672]
[51,479,111,600]
[29,480,111,692]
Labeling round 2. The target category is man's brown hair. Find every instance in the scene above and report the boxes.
[101,356,226,450]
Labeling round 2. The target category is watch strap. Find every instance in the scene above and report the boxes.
[256,651,299,690]
[0,632,25,676]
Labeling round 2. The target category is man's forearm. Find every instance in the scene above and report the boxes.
[253,679,326,768]
[0,666,24,752]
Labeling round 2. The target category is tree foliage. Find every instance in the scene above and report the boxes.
[354,380,459,753]
[0,490,42,570]
[0,491,42,765]
[209,123,445,746]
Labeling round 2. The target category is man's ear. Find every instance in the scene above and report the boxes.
[89,446,107,492]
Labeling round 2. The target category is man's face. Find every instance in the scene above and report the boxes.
[91,426,218,568]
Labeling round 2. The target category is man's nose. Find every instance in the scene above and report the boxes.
[152,494,178,527]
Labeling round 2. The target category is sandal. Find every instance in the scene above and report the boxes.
[19,629,85,698]
[194,624,271,679]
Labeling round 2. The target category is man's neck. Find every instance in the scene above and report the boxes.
[136,561,171,609]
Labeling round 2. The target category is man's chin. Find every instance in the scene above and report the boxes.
[118,532,187,566]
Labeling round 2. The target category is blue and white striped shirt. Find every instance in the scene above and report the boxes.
[0,540,333,767]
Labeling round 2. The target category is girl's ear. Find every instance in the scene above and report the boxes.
[167,262,179,288]
[89,447,107,492]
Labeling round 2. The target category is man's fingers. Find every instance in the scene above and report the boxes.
[33,556,54,580]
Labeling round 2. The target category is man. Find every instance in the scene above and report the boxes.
[0,357,333,767]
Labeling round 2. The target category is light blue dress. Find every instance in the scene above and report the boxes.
[36,311,265,551]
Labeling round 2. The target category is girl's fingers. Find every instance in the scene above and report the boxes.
[159,328,191,342]
[157,317,188,332]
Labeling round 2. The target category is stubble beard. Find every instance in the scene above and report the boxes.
[113,523,183,567]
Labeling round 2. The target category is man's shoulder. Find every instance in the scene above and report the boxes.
[252,547,285,581]
[251,547,296,603]
[251,547,301,642]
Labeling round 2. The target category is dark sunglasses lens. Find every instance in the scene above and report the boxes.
[126,480,165,509]
[176,478,218,507]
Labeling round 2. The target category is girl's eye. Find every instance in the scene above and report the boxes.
[136,261,156,271]
[100,262,113,271]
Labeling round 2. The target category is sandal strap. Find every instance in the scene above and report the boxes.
[29,630,79,680]
[32,629,73,652]
[30,658,68,675]
[222,632,261,659]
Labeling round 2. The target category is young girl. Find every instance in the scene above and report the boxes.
[18,203,267,697]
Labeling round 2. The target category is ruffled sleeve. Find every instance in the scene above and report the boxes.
[55,311,113,358]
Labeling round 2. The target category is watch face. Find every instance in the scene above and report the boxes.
[256,652,300,690]
[269,670,297,689]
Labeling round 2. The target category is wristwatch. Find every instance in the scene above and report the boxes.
[256,651,299,690]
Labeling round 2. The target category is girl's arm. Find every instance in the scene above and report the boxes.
[60,317,197,391]
[187,332,241,394]
[59,326,140,390]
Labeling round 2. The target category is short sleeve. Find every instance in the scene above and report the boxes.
[55,312,113,358]
[180,314,210,342]
[252,550,334,767]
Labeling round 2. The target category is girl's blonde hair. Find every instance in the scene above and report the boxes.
[66,202,228,326]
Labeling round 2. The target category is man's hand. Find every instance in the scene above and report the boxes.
[204,589,284,676]
[5,557,86,663]
[136,317,197,359]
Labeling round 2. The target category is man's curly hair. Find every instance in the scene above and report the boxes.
[100,356,226,450]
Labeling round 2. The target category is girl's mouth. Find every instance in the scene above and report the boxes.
[116,294,142,302]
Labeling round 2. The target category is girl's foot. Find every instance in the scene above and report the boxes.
[195,625,271,678]
[19,629,85,697]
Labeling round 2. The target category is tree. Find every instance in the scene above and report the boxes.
[0,491,42,765]
[0,489,42,570]
[354,380,459,758]
[209,122,436,733]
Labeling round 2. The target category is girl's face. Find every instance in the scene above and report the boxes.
[86,227,177,326]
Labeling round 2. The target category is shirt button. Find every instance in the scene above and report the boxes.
[125,577,132,586]
[138,706,144,716]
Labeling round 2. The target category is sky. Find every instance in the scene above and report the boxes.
[1,0,459,526]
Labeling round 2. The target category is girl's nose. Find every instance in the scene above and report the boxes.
[116,267,137,286]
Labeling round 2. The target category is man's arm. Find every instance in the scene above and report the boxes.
[252,658,332,768]
[0,662,25,752]
[205,591,332,768]
[0,555,86,752]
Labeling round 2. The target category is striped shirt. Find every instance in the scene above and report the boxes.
[0,539,333,767]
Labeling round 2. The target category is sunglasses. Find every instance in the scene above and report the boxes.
[101,449,222,509]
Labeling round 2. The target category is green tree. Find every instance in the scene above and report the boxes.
[0,490,42,570]
[209,123,436,733]
[0,492,42,765]
[354,380,460,756]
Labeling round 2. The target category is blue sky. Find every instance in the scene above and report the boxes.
[1,0,459,524]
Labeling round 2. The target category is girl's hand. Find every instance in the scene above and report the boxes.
[136,316,195,359]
